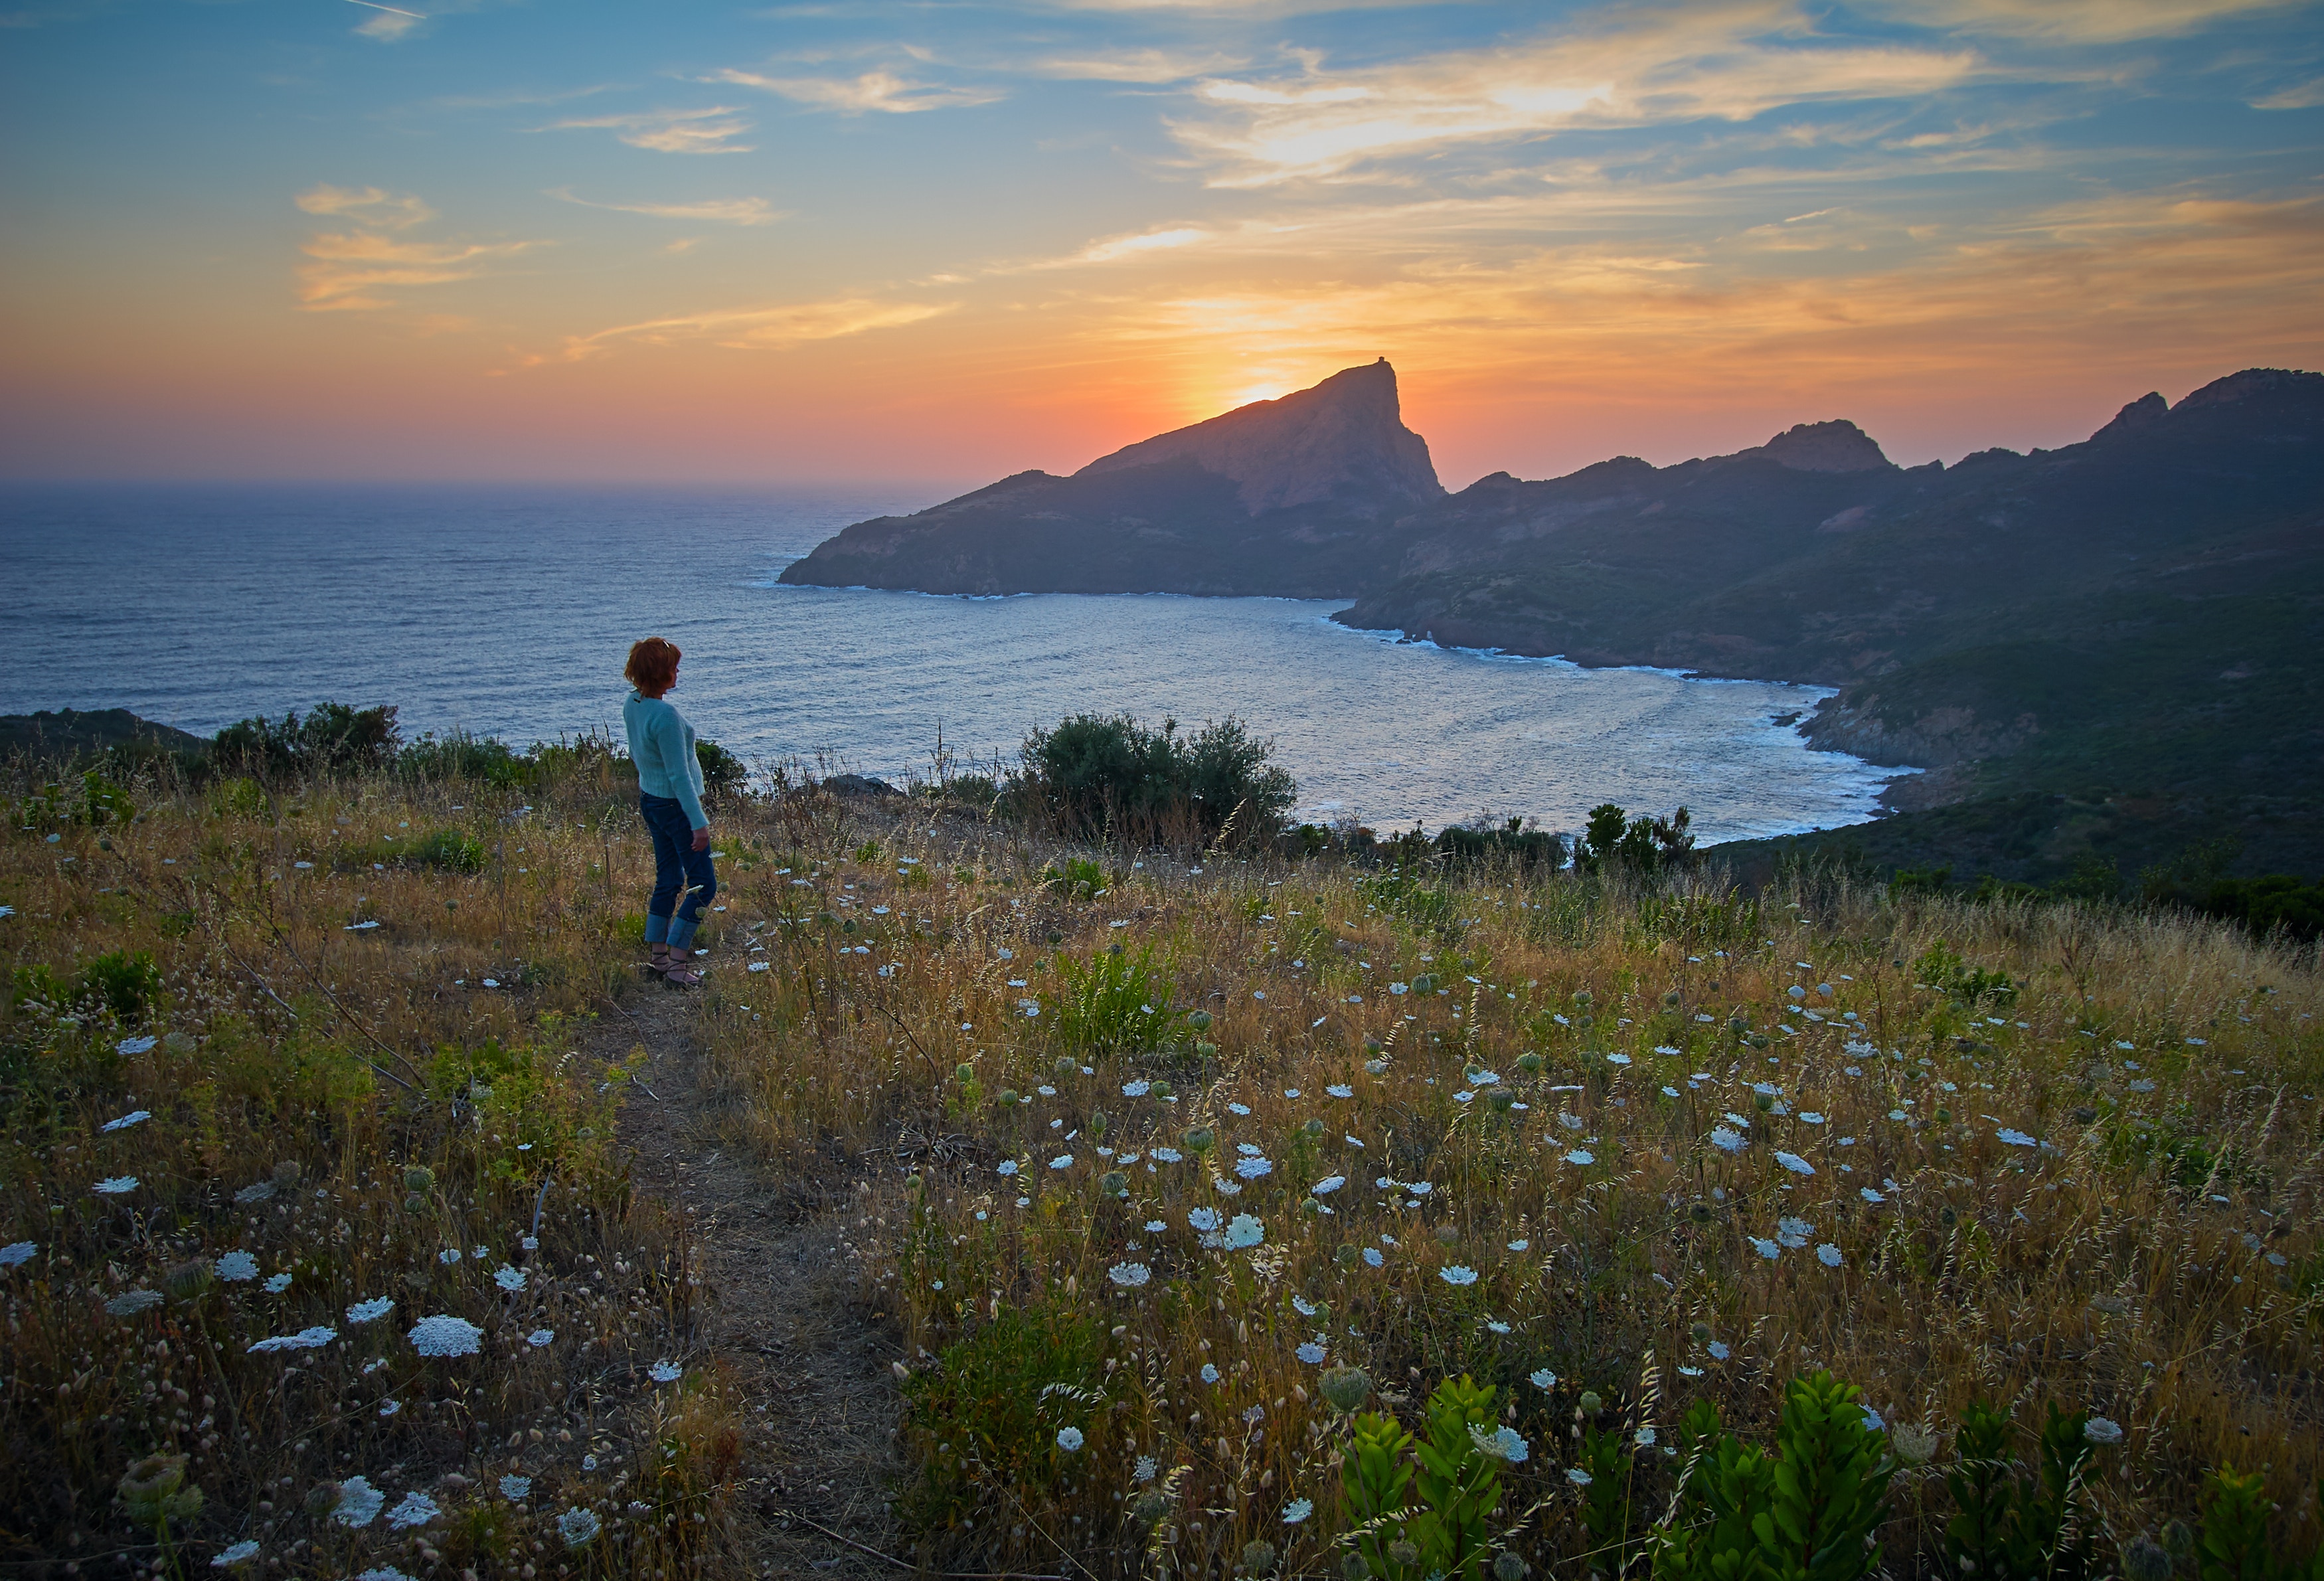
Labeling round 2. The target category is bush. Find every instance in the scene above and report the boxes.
[1436,817,1564,871]
[213,703,400,782]
[1578,803,1695,871]
[398,730,528,788]
[1019,713,1293,847]
[695,738,747,803]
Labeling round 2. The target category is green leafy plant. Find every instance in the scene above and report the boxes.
[1040,856,1110,900]
[1341,1408,1419,1578]
[1915,942,2018,1008]
[1943,1399,2106,1581]
[1652,1400,1779,1581]
[1574,1410,1637,1577]
[1407,1375,1507,1581]
[1760,1372,1894,1581]
[2198,1469,2324,1581]
[1649,1377,1892,1581]
[1044,944,1173,1051]
[898,1304,1108,1530]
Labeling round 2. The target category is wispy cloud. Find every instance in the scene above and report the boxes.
[1865,0,2310,43]
[546,106,755,154]
[295,183,435,228]
[708,67,1007,114]
[299,233,542,311]
[292,186,542,311]
[2252,75,2324,108]
[1032,47,1250,83]
[536,297,955,362]
[1167,3,1990,187]
[1044,225,1215,266]
[347,0,428,44]
[545,189,787,224]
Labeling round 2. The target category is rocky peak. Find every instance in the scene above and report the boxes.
[2175,367,2324,411]
[2091,391,2169,442]
[1076,358,1444,514]
[1743,419,1892,473]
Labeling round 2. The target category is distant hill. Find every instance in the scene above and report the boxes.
[778,359,1444,596]
[777,364,2324,882]
[1,708,206,762]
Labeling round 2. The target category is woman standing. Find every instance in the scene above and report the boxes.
[622,637,716,987]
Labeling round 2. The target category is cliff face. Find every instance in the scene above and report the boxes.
[1075,359,1443,513]
[779,360,1445,596]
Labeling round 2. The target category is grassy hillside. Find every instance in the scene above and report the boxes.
[694,799,2324,1577]
[0,757,736,1576]
[11,737,2323,1579]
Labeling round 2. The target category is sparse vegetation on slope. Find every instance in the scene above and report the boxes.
[0,750,740,1577]
[695,794,2324,1578]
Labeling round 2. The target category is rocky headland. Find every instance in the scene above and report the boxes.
[778,361,2324,880]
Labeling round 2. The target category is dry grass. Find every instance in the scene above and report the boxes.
[693,795,2324,1578]
[0,760,742,1578]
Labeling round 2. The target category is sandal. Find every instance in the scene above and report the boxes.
[661,963,705,989]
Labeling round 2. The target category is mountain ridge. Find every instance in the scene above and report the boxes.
[777,363,2324,876]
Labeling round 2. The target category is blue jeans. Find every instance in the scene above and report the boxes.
[639,793,716,952]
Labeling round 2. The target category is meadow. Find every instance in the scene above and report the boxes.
[1,750,738,1579]
[695,793,2324,1579]
[7,738,2322,1581]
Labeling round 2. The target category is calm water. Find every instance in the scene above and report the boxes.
[0,485,1903,841]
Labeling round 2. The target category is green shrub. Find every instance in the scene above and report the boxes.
[1339,1377,1515,1581]
[695,738,747,802]
[1019,712,1293,847]
[398,730,528,788]
[1915,942,2017,1007]
[1040,857,1109,900]
[214,702,399,782]
[13,770,133,831]
[1649,1374,1893,1581]
[1436,817,1564,870]
[1578,803,1695,871]
[1943,1398,2105,1581]
[12,952,165,1024]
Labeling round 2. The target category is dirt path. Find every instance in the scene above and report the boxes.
[600,983,908,1580]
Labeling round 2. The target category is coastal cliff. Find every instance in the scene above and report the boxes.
[777,360,1444,596]
[777,365,2324,866]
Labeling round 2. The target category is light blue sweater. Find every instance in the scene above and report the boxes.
[623,692,708,830]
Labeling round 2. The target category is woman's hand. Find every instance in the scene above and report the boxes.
[692,826,710,853]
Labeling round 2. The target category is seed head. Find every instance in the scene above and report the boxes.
[1319,1365,1372,1415]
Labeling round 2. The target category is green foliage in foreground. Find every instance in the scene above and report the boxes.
[1019,712,1295,845]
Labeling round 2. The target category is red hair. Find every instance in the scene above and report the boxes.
[625,637,681,695]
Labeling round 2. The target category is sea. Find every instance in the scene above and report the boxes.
[0,485,1905,842]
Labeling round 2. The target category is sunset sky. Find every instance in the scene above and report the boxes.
[3,0,2320,489]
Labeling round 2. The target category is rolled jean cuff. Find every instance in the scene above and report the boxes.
[667,915,701,953]
[643,913,671,946]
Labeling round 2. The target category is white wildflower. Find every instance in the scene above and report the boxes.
[333,1477,386,1527]
[408,1314,483,1357]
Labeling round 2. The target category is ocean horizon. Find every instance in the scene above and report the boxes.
[0,482,1906,841]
